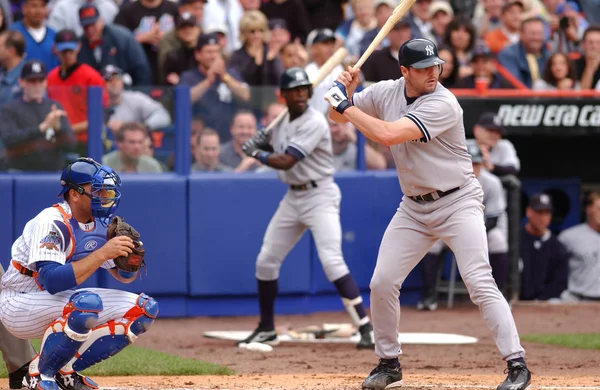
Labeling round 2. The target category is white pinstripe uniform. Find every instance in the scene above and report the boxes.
[0,201,139,340]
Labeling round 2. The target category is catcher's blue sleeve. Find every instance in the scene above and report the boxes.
[36,261,77,294]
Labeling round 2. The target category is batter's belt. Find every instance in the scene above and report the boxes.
[290,181,318,191]
[408,187,460,202]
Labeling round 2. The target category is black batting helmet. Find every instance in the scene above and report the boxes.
[398,38,446,69]
[280,67,312,90]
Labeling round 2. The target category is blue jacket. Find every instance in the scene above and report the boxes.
[0,58,25,105]
[78,24,151,86]
[497,42,551,88]
[10,22,59,70]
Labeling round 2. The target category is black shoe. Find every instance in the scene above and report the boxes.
[356,324,375,350]
[22,372,59,390]
[236,327,280,346]
[55,371,98,390]
[362,359,403,389]
[497,361,532,390]
[416,296,438,311]
[9,362,30,389]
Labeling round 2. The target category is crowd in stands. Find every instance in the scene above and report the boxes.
[0,0,598,303]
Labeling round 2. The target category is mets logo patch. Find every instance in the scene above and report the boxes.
[40,231,61,251]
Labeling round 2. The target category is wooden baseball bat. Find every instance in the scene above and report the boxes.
[353,0,417,71]
[263,47,349,135]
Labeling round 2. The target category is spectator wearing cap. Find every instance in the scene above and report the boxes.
[46,28,108,150]
[428,0,453,46]
[9,0,59,70]
[358,0,396,56]
[484,1,524,56]
[360,20,411,83]
[78,4,152,86]
[48,0,118,37]
[497,17,551,88]
[201,0,244,56]
[305,28,341,114]
[260,0,311,44]
[455,44,514,89]
[203,21,228,56]
[103,65,171,136]
[157,0,206,84]
[227,10,283,86]
[179,33,250,142]
[472,112,520,177]
[0,30,27,104]
[336,0,377,60]
[519,193,569,301]
[0,59,76,171]
[162,12,201,85]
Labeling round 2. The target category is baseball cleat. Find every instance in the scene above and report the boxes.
[54,372,98,390]
[22,373,60,390]
[416,297,438,311]
[9,361,30,389]
[497,361,532,390]
[237,327,280,346]
[362,358,403,390]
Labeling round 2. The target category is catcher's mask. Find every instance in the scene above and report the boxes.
[58,157,122,225]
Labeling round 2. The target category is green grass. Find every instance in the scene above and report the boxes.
[522,333,600,350]
[0,339,234,378]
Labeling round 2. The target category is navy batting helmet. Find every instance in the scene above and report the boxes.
[398,38,446,69]
[280,67,312,90]
[58,157,122,223]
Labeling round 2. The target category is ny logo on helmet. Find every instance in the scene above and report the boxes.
[425,45,434,56]
[32,63,42,73]
[294,71,305,81]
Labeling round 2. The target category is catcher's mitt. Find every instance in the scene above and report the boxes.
[106,216,146,272]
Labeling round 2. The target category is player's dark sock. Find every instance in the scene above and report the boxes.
[333,273,368,320]
[489,252,509,292]
[257,279,278,330]
[381,358,401,367]
[509,357,526,365]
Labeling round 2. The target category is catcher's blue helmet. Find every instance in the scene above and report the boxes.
[58,157,122,223]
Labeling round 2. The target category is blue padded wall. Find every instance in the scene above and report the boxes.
[188,173,312,296]
[102,174,188,295]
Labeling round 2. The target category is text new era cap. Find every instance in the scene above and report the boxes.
[55,29,79,52]
[529,193,553,211]
[21,60,47,80]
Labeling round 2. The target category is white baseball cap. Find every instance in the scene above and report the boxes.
[375,0,397,8]
[429,1,454,18]
[204,22,227,35]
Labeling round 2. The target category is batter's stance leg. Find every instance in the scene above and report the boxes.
[434,200,531,390]
[240,197,306,345]
[0,265,36,389]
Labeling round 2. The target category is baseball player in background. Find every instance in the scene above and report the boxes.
[0,264,36,389]
[239,67,375,350]
[418,141,511,310]
[0,157,159,390]
[325,38,531,390]
[472,112,521,177]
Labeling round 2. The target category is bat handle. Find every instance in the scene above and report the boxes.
[263,108,288,135]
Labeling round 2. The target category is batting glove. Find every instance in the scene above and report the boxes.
[324,81,352,114]
[242,138,261,158]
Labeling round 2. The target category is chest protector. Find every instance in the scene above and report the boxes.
[69,220,107,262]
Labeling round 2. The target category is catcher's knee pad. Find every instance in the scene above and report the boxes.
[38,291,102,377]
[72,293,158,372]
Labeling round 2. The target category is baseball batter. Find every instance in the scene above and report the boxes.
[325,38,531,390]
[240,67,374,350]
[0,157,158,390]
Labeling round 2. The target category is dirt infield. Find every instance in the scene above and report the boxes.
[2,302,599,389]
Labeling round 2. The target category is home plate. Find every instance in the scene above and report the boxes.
[203,330,478,345]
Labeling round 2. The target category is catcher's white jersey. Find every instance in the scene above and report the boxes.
[2,201,114,294]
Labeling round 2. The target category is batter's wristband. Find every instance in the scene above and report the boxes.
[336,100,352,114]
[257,151,271,164]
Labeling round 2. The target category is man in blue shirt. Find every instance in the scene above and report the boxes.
[179,33,250,142]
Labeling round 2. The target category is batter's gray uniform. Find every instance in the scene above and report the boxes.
[0,264,36,373]
[256,107,350,284]
[352,78,525,360]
